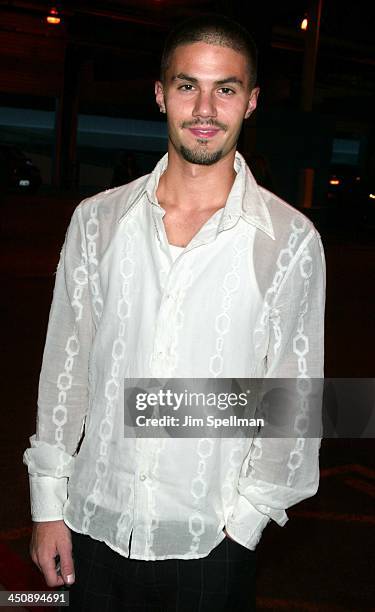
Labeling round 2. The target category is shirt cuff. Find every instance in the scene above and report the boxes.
[29,474,68,522]
[225,495,272,550]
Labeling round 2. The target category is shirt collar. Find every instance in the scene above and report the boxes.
[230,152,275,240]
[124,151,275,240]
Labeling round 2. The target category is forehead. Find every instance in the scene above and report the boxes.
[166,41,249,82]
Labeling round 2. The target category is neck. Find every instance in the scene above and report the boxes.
[157,146,237,211]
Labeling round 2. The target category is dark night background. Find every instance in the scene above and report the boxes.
[0,1,374,610]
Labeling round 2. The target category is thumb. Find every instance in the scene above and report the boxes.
[59,543,75,585]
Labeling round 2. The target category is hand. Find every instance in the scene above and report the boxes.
[223,527,234,541]
[30,520,75,587]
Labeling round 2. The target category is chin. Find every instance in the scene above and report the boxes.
[179,145,224,166]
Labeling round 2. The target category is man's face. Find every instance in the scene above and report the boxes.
[155,41,259,166]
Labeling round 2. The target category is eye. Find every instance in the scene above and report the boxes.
[178,83,195,92]
[218,87,235,95]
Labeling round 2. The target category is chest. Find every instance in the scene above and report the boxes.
[162,206,223,247]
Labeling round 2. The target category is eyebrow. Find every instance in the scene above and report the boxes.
[172,73,244,87]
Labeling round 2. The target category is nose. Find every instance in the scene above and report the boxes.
[192,90,217,119]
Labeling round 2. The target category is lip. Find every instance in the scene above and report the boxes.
[188,128,220,139]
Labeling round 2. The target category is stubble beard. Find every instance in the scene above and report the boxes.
[179,142,224,166]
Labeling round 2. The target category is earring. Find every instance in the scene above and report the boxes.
[160,107,166,114]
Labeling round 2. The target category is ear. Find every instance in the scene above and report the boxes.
[155,81,166,113]
[244,86,260,119]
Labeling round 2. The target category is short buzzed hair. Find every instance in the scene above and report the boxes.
[160,14,258,90]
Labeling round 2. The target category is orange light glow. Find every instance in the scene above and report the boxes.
[46,7,61,25]
[301,17,308,31]
[329,179,340,186]
[370,193,375,200]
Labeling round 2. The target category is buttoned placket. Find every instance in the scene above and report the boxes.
[132,436,161,556]
[148,199,241,377]
[149,205,183,376]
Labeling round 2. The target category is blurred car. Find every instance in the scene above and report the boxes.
[0,144,42,194]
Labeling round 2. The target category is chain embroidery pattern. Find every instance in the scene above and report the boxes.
[189,438,214,554]
[254,215,307,354]
[221,439,247,506]
[287,244,313,486]
[82,215,136,533]
[209,232,249,377]
[54,210,89,478]
[250,217,310,483]
[86,203,103,319]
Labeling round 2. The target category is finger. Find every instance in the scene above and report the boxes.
[39,553,64,588]
[30,541,43,573]
[59,542,75,585]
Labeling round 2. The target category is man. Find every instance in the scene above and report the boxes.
[24,14,325,612]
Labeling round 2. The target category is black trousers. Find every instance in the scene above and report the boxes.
[65,530,256,612]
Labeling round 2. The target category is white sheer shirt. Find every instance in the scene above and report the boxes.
[24,152,326,560]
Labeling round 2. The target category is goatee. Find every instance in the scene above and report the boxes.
[179,144,224,166]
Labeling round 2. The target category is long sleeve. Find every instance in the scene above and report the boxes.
[23,204,93,521]
[226,228,326,549]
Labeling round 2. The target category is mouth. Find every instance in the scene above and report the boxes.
[187,128,221,139]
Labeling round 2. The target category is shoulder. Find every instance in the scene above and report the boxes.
[74,174,150,227]
[258,186,321,254]
[260,187,316,237]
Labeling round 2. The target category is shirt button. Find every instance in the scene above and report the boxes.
[139,473,147,481]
